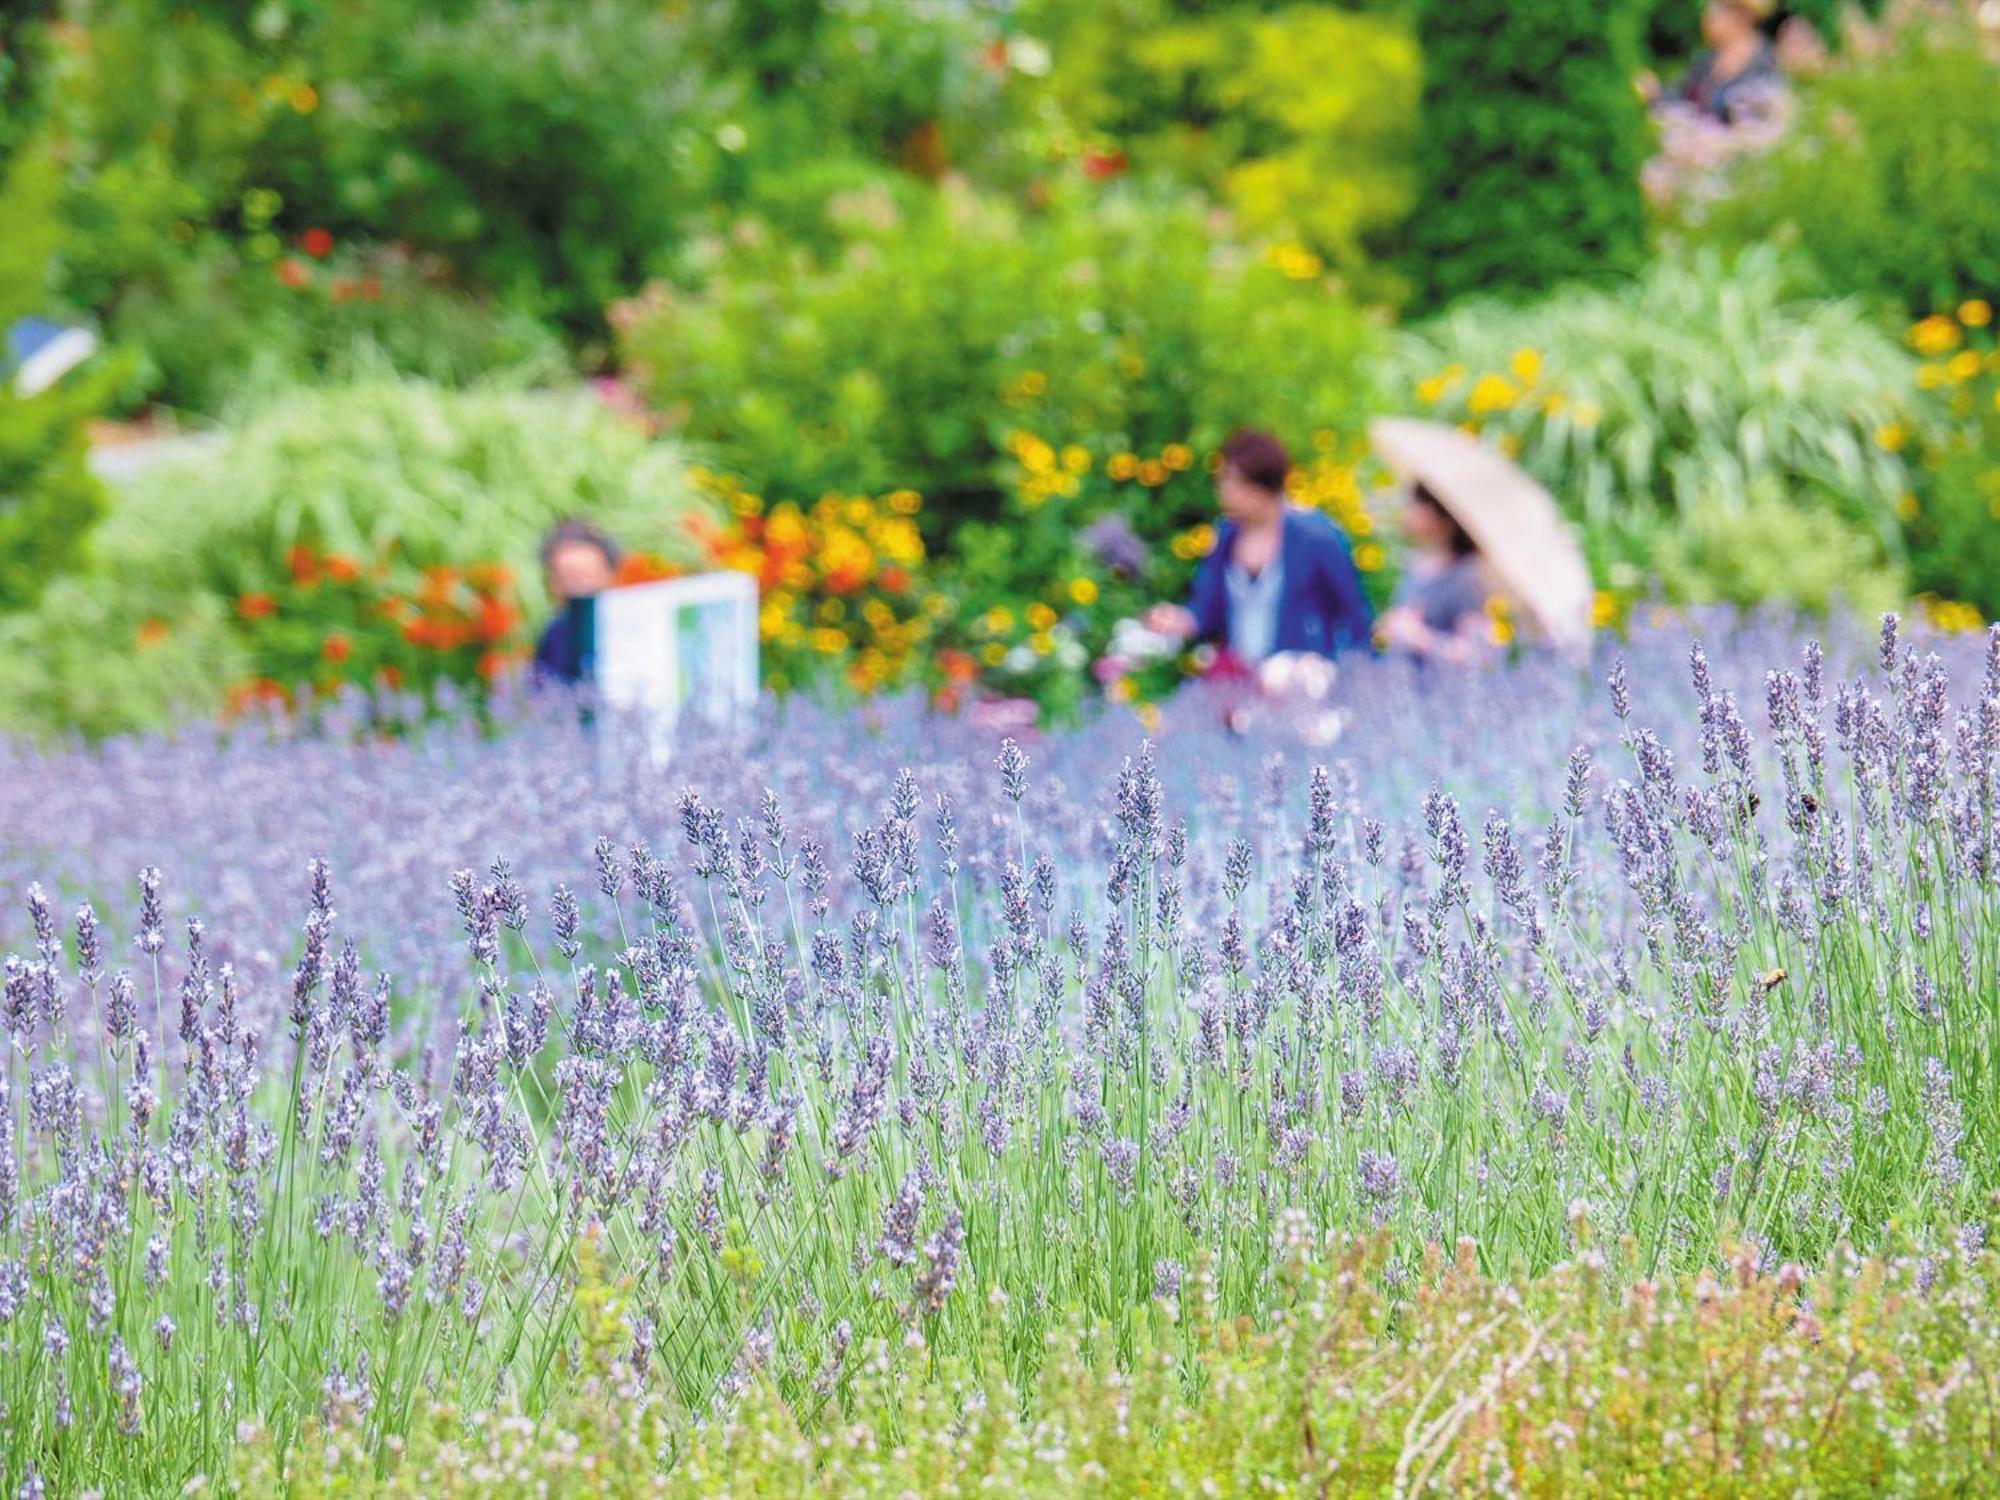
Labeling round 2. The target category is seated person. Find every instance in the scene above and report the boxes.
[1377,482,1494,666]
[533,519,621,684]
[1656,0,1784,126]
[1143,429,1373,665]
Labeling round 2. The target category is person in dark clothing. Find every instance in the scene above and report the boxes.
[1377,482,1494,665]
[1144,429,1374,665]
[1660,0,1783,125]
[532,519,621,685]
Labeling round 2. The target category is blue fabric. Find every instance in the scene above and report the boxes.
[1187,509,1374,659]
[1224,553,1285,663]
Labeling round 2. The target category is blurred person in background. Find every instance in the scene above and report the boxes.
[1649,0,1785,125]
[1376,482,1494,665]
[1143,428,1374,666]
[533,518,622,684]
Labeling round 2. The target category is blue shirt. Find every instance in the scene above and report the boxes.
[1186,509,1374,661]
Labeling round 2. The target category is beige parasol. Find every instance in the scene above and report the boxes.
[1368,417,1593,655]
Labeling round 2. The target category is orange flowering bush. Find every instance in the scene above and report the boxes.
[615,471,937,696]
[225,544,525,717]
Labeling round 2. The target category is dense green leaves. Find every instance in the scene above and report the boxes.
[1403,0,1652,309]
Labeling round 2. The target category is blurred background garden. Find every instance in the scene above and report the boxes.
[2,0,1996,738]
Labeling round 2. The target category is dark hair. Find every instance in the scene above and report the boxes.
[538,518,622,571]
[1219,429,1291,494]
[1412,482,1479,559]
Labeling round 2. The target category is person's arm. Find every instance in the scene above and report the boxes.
[1148,528,1230,643]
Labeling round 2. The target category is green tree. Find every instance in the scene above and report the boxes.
[1402,0,1651,310]
[0,142,117,614]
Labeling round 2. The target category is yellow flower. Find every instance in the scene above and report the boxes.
[1509,348,1542,383]
[1875,422,1908,453]
[1466,373,1519,416]
[1137,702,1161,732]
[1060,444,1092,476]
[1590,591,1620,629]
[290,83,319,114]
[1267,242,1323,280]
[1108,677,1134,704]
[1068,576,1099,606]
[1911,316,1960,357]
[1019,371,1047,396]
[1353,542,1386,573]
[980,642,1007,667]
[809,627,847,655]
[1117,352,1145,379]
[1916,363,1947,391]
[982,605,1014,635]
[1025,602,1057,631]
[1107,453,1139,481]
[1161,443,1193,471]
[1018,436,1056,474]
[1029,631,1054,655]
[842,497,875,525]
[1414,373,1450,406]
[1961,299,1993,328]
[1169,523,1216,562]
[1138,460,1169,486]
[886,489,922,515]
[1894,491,1919,520]
[1948,350,1982,383]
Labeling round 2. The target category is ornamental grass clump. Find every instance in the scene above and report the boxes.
[0,612,1994,1492]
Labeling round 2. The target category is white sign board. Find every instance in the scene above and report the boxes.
[593,572,758,762]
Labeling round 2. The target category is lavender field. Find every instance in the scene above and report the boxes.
[3,612,1998,1495]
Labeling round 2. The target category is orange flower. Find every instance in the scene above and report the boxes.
[878,566,910,593]
[322,633,352,664]
[135,619,170,649]
[936,648,978,683]
[465,562,515,591]
[378,665,403,690]
[613,552,678,587]
[476,650,506,681]
[287,545,318,583]
[322,553,361,582]
[236,592,277,620]
[475,595,519,642]
[300,227,334,259]
[275,257,311,290]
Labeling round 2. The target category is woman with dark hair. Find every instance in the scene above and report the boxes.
[1376,482,1493,664]
[1142,428,1374,665]
[532,519,623,684]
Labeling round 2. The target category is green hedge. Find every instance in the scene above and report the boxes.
[1403,0,1651,309]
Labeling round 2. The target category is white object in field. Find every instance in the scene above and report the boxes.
[7,318,98,396]
[593,571,758,763]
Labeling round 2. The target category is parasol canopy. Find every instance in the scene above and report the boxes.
[1368,417,1593,654]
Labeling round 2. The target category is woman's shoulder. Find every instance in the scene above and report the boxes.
[1285,508,1359,555]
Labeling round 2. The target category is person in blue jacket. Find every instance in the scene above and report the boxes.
[1144,429,1374,665]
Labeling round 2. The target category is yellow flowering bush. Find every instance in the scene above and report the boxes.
[684,472,936,695]
[1393,249,1918,613]
[1900,300,2000,620]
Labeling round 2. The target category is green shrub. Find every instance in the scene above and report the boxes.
[1690,13,2000,314]
[1026,2,1421,291]
[1389,249,1918,604]
[1901,303,2000,619]
[617,183,1377,545]
[272,0,722,331]
[0,142,118,614]
[0,376,706,737]
[1403,0,1652,309]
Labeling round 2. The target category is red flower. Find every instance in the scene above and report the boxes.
[287,545,318,583]
[1080,149,1128,182]
[474,595,519,642]
[878,566,910,593]
[275,257,311,290]
[322,633,352,664]
[236,592,277,620]
[300,227,335,259]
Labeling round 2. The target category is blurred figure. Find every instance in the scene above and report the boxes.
[1143,429,1373,666]
[1376,482,1493,665]
[1657,0,1784,125]
[533,518,622,684]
